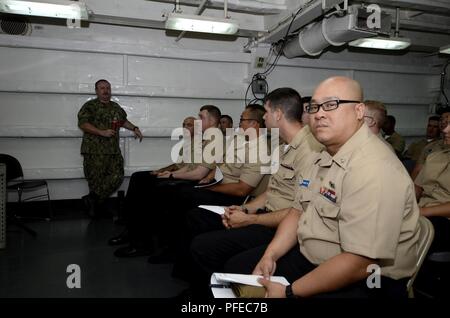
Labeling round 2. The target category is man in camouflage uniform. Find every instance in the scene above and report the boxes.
[78,79,143,217]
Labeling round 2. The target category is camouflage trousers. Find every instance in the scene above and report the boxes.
[82,154,124,201]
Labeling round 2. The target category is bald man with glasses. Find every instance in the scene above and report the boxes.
[224,76,419,298]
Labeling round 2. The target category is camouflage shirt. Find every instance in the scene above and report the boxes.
[78,98,127,154]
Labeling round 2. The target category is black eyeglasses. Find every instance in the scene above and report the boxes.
[306,99,361,114]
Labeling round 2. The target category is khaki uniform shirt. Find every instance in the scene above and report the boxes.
[197,135,225,171]
[219,134,266,188]
[417,139,448,165]
[293,124,419,280]
[78,98,127,154]
[404,139,430,162]
[176,139,197,171]
[386,132,405,158]
[415,148,450,210]
[377,132,395,153]
[265,126,323,212]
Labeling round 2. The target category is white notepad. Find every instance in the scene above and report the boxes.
[210,273,289,298]
[198,205,225,215]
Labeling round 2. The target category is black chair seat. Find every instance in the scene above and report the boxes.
[7,180,47,190]
[0,154,52,223]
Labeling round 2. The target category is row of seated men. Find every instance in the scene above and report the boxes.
[108,76,450,298]
[378,111,441,166]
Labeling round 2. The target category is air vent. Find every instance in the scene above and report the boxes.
[0,15,30,35]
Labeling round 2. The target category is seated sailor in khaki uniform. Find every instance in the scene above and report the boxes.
[415,107,450,253]
[224,76,419,298]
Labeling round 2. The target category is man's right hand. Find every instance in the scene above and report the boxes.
[100,129,116,137]
[253,254,277,279]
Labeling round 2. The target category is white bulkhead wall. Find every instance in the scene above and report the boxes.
[0,2,441,200]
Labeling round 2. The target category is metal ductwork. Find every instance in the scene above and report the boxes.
[283,6,391,58]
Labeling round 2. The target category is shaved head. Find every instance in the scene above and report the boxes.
[313,76,363,103]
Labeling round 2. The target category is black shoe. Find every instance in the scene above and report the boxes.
[114,245,152,258]
[147,247,175,264]
[108,230,129,246]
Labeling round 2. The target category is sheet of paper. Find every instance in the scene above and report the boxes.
[213,273,289,287]
[210,273,235,298]
[210,273,290,298]
[198,205,225,215]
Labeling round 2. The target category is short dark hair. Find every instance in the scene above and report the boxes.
[200,105,221,124]
[220,114,233,124]
[429,115,440,122]
[95,79,110,89]
[264,87,302,122]
[386,115,396,125]
[436,105,450,116]
[245,104,266,128]
[301,96,312,104]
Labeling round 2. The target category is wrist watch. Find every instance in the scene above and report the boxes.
[133,126,139,131]
[285,285,296,299]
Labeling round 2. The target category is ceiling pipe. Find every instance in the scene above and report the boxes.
[283,8,384,58]
[153,0,285,14]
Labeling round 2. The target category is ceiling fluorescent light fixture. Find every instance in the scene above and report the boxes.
[349,36,411,50]
[165,13,238,35]
[349,7,411,51]
[0,0,89,20]
[440,44,450,55]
